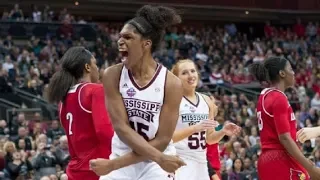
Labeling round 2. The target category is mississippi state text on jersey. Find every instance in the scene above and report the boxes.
[111,64,175,156]
[174,92,209,163]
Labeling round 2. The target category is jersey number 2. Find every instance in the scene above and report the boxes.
[66,112,73,135]
[257,111,263,131]
[188,131,206,149]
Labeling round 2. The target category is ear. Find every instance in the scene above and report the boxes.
[279,70,286,78]
[144,40,152,49]
[85,63,91,73]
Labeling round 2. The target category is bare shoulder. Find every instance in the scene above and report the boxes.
[103,63,123,80]
[165,70,182,90]
[199,93,214,107]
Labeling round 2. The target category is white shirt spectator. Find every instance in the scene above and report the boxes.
[311,93,320,111]
[2,55,14,71]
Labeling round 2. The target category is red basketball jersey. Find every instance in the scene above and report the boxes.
[59,83,113,179]
[256,88,297,151]
[207,143,220,170]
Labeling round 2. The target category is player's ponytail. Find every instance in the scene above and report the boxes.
[47,46,92,104]
[249,62,269,83]
[47,69,77,104]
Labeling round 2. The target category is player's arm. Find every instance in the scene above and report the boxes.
[202,94,225,145]
[147,72,183,149]
[91,86,114,157]
[297,126,320,143]
[102,66,182,162]
[92,71,183,172]
[274,94,314,172]
[172,125,199,143]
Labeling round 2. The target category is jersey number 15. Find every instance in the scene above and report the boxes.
[129,120,149,141]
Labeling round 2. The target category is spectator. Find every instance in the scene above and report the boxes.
[14,127,33,151]
[32,5,42,22]
[32,142,57,179]
[5,151,33,179]
[46,120,65,143]
[54,135,69,170]
[9,4,24,21]
[311,93,320,111]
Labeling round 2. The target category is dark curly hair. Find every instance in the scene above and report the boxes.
[249,56,288,83]
[126,5,181,52]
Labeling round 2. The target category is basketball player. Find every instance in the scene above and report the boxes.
[90,5,185,180]
[171,59,241,180]
[297,126,320,143]
[249,56,320,180]
[47,47,114,180]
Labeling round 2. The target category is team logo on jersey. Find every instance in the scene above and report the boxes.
[299,173,306,180]
[189,106,196,113]
[122,83,128,88]
[290,169,306,180]
[127,88,136,97]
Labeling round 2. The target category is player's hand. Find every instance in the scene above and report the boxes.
[222,122,241,136]
[297,127,320,143]
[193,120,219,133]
[156,154,186,173]
[308,166,320,180]
[90,158,115,176]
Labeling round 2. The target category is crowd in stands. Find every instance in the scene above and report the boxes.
[0,3,320,180]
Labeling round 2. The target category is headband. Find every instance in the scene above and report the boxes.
[128,17,153,34]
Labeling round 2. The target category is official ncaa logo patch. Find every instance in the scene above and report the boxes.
[127,88,136,97]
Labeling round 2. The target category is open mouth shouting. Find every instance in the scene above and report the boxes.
[119,49,129,63]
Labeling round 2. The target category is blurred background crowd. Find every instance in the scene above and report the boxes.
[0,1,320,180]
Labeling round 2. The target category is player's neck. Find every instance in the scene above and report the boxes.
[78,76,91,83]
[130,57,157,79]
[270,82,286,92]
[183,89,196,98]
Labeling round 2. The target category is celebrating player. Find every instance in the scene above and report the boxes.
[47,47,114,180]
[249,56,320,180]
[90,5,185,180]
[171,59,241,180]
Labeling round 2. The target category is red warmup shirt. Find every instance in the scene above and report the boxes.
[256,88,297,151]
[59,83,114,180]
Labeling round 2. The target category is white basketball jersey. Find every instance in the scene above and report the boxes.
[174,92,209,163]
[111,64,176,156]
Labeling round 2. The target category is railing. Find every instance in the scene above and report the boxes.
[0,98,20,120]
[13,88,58,120]
[201,83,260,101]
[203,83,301,104]
[0,20,98,41]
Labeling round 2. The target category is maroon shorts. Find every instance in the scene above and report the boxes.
[258,150,309,180]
